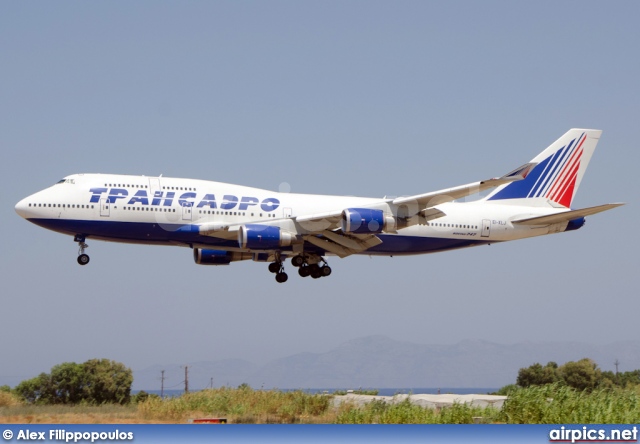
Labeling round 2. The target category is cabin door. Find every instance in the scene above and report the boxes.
[481,219,491,237]
[182,202,193,220]
[100,198,110,217]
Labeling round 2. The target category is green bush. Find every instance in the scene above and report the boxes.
[14,359,132,405]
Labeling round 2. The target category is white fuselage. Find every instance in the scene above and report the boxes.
[15,173,573,258]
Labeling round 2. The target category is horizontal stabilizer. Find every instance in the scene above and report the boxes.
[512,203,624,225]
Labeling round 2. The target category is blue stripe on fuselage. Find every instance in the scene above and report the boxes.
[26,218,492,256]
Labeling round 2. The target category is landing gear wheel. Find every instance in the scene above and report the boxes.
[76,238,90,266]
[268,262,281,273]
[321,266,332,277]
[291,256,305,267]
[275,272,288,283]
[309,264,321,279]
[298,266,311,278]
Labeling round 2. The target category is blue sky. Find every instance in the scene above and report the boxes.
[1,1,638,388]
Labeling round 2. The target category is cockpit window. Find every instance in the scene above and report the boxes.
[56,179,66,184]
[55,179,76,185]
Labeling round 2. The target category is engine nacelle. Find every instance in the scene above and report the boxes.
[238,224,295,250]
[193,248,251,265]
[341,208,396,234]
[564,217,585,232]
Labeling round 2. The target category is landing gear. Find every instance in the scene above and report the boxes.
[75,235,90,266]
[291,255,305,267]
[268,254,332,282]
[268,260,288,283]
[294,255,332,279]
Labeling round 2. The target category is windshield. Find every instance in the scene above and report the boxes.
[55,178,75,185]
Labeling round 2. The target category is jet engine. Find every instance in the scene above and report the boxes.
[341,208,396,234]
[564,217,586,231]
[238,224,295,250]
[193,248,251,265]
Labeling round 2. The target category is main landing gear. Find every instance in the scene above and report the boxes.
[291,255,331,279]
[268,254,332,283]
[268,260,288,283]
[75,234,90,266]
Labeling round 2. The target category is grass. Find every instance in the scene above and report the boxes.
[0,391,22,408]
[500,383,640,424]
[1,385,639,424]
[0,404,150,424]
[137,387,333,423]
[334,398,501,424]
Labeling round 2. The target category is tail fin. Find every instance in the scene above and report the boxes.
[485,129,601,208]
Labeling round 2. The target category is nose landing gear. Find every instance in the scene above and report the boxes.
[75,235,90,266]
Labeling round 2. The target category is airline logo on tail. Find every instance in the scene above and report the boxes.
[489,132,586,207]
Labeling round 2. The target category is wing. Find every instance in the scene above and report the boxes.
[191,164,534,257]
[294,162,535,232]
[196,222,239,240]
[392,162,536,209]
[303,231,383,258]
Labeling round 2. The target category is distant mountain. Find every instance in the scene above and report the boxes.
[133,336,640,390]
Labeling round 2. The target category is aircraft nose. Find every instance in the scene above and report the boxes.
[15,197,30,219]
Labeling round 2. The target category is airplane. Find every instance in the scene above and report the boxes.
[15,128,623,283]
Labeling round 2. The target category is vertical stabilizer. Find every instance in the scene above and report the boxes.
[486,129,601,207]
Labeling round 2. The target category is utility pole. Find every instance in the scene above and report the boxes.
[160,370,165,398]
[210,377,214,389]
[614,359,620,377]
[184,365,189,394]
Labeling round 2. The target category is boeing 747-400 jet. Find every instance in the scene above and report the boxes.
[15,129,623,283]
